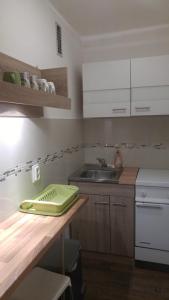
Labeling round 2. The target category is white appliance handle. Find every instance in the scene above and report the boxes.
[136,203,163,209]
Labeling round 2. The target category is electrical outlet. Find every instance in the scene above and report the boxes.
[32,164,40,183]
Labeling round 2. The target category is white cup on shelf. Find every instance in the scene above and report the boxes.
[38,79,49,93]
[48,82,56,94]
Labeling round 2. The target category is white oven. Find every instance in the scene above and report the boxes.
[135,169,169,265]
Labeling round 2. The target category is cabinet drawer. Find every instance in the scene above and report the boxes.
[131,86,169,116]
[83,89,130,118]
[84,102,130,118]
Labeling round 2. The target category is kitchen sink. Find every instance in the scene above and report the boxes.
[69,165,123,183]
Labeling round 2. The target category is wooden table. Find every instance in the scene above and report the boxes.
[0,196,88,300]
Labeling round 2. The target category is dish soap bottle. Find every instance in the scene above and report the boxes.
[114,149,123,169]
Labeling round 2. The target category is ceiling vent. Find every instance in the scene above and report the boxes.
[56,23,63,56]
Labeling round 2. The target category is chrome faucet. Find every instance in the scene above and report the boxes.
[96,158,107,168]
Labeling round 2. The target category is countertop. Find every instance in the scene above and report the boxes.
[119,167,139,185]
[0,196,88,300]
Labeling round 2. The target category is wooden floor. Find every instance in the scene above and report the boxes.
[82,252,169,300]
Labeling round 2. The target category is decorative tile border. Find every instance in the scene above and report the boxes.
[0,142,168,183]
[0,144,83,183]
[84,142,168,150]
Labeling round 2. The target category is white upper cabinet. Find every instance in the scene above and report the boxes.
[83,59,130,118]
[131,55,169,116]
[131,55,169,87]
[83,60,130,91]
[83,55,169,118]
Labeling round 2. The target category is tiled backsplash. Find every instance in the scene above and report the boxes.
[84,116,169,168]
[1,138,165,184]
[84,142,167,150]
[0,144,83,183]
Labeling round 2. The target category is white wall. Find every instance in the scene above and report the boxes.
[82,24,169,62]
[0,0,83,119]
[0,119,83,220]
[0,0,84,221]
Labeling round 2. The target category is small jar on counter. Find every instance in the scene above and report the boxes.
[113,149,123,169]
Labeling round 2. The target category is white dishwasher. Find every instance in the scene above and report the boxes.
[135,169,169,265]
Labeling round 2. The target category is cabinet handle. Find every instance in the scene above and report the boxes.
[139,241,151,245]
[111,203,127,207]
[135,106,150,112]
[94,202,109,206]
[136,203,163,209]
[112,108,126,113]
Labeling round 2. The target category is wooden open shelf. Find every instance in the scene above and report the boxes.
[0,52,71,117]
[0,103,43,118]
[0,81,71,108]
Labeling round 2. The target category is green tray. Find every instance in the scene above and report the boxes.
[19,184,79,216]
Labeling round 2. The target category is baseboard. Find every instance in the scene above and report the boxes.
[135,260,169,272]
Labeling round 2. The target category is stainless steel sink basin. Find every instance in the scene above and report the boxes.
[80,169,114,179]
[70,168,122,183]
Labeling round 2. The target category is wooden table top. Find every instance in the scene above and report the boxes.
[0,196,88,300]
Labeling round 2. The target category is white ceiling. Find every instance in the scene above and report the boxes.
[51,0,169,36]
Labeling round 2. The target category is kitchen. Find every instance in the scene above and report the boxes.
[1,0,169,299]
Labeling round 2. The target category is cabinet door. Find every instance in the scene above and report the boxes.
[83,89,130,118]
[83,60,130,91]
[110,196,134,257]
[131,86,169,116]
[131,55,169,87]
[71,194,110,253]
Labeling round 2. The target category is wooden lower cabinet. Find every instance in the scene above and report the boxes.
[110,196,134,257]
[71,194,110,253]
[71,183,134,257]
